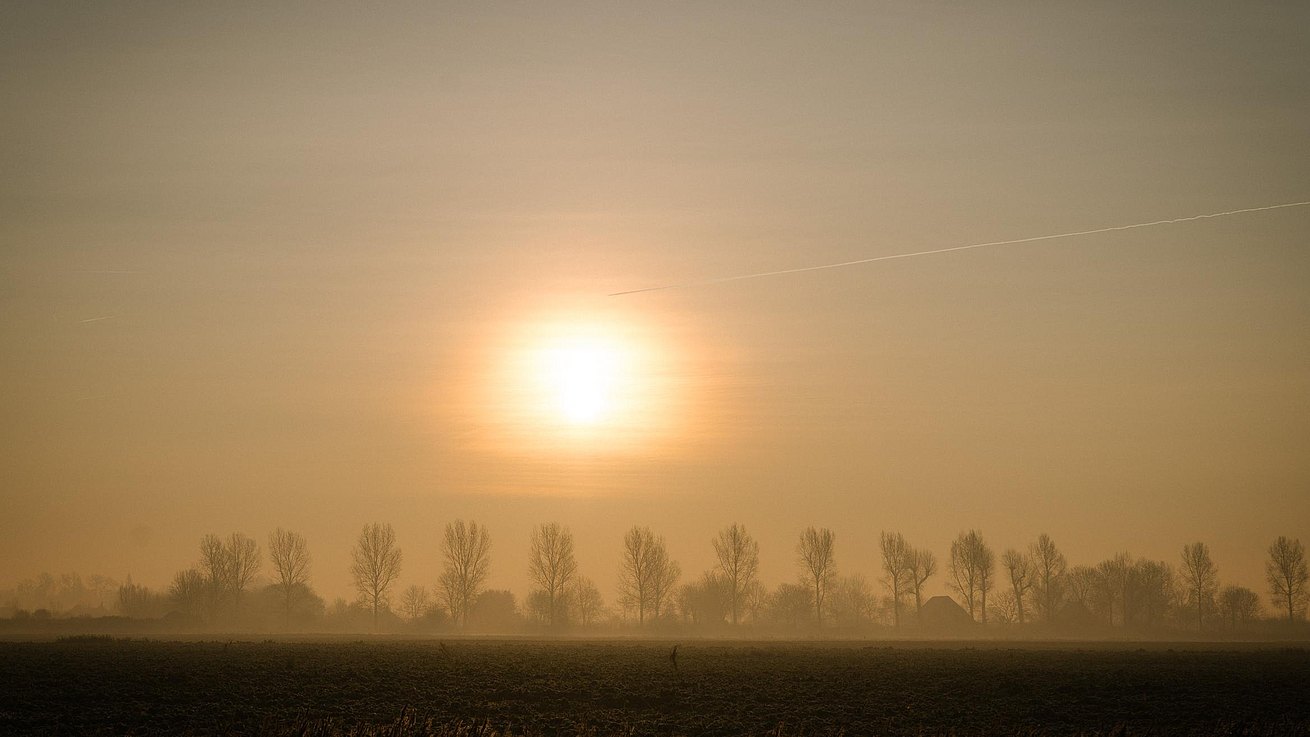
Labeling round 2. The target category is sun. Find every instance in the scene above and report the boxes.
[470,309,688,458]
[541,339,622,425]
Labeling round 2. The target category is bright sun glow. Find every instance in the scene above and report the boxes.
[542,339,622,425]
[477,312,685,457]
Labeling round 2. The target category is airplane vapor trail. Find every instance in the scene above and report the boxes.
[609,200,1310,296]
[78,315,119,323]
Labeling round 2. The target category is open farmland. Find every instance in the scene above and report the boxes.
[2,639,1309,735]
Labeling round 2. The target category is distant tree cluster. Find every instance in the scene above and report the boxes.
[0,572,119,617]
[4,523,1307,637]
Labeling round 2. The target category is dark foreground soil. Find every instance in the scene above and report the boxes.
[2,639,1308,735]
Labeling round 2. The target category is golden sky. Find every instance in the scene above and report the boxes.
[2,3,1308,603]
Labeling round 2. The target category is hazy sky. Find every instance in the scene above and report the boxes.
[3,3,1308,605]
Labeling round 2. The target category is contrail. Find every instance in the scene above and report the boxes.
[78,315,119,324]
[609,200,1310,296]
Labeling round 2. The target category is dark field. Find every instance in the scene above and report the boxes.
[3,639,1309,736]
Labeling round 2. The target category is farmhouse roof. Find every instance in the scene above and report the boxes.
[918,595,976,629]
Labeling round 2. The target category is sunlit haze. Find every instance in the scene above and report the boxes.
[2,3,1308,617]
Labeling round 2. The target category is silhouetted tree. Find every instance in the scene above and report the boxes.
[225,533,261,608]
[677,572,728,626]
[767,582,814,628]
[743,580,768,623]
[618,526,659,625]
[169,569,207,620]
[116,578,167,618]
[879,532,913,627]
[989,590,1020,624]
[571,577,604,627]
[649,536,681,621]
[1096,553,1133,626]
[195,532,260,615]
[351,522,402,632]
[268,528,310,623]
[831,574,876,627]
[1029,534,1066,623]
[1266,536,1308,623]
[528,522,577,627]
[1132,559,1175,629]
[1065,564,1109,623]
[797,527,836,626]
[949,530,994,622]
[906,546,937,620]
[1001,549,1033,624]
[713,523,760,626]
[1218,585,1261,629]
[198,534,228,611]
[1180,542,1218,630]
[468,589,520,632]
[401,585,430,622]
[439,520,491,627]
[949,535,974,619]
[525,589,554,625]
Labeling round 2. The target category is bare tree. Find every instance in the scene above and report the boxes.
[351,522,403,632]
[572,577,604,627]
[194,532,259,615]
[906,547,937,620]
[831,574,876,627]
[1133,559,1175,629]
[976,538,995,624]
[268,528,310,622]
[169,569,207,620]
[1029,534,1067,623]
[949,530,994,622]
[1065,564,1109,622]
[797,527,836,626]
[1180,542,1218,630]
[528,522,578,627]
[744,580,768,623]
[713,523,760,626]
[988,589,1020,624]
[618,526,659,625]
[677,572,727,626]
[224,533,261,608]
[1096,553,1136,626]
[616,526,680,624]
[649,537,681,621]
[1266,536,1308,623]
[767,582,816,628]
[117,578,166,619]
[401,585,430,622]
[1218,585,1261,629]
[879,532,913,627]
[198,534,228,610]
[439,520,491,627]
[1001,549,1033,624]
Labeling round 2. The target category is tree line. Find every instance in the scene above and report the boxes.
[5,524,1307,635]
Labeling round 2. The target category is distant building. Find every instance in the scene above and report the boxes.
[917,595,976,630]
